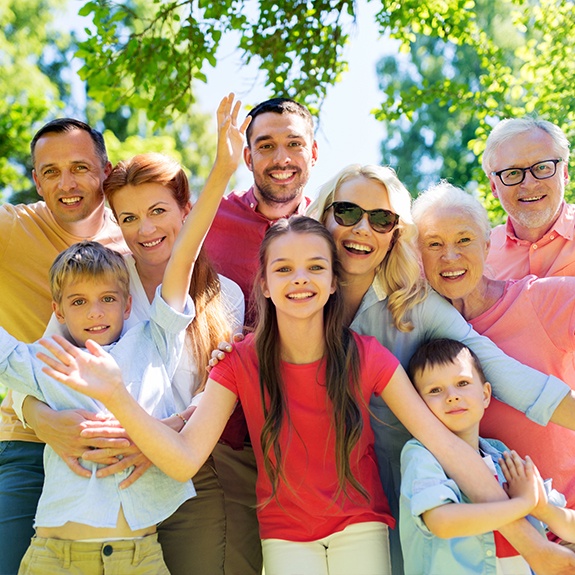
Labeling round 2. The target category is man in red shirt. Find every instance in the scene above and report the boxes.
[204,98,318,326]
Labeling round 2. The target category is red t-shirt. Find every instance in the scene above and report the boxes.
[210,331,399,541]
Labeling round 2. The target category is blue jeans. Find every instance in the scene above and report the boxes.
[0,441,44,575]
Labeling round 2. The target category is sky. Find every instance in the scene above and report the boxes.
[194,2,400,198]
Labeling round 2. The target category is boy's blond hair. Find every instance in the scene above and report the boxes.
[49,241,130,304]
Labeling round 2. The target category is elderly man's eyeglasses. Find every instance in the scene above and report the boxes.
[491,159,563,186]
[325,201,399,234]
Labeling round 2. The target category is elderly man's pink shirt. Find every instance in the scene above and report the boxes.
[472,275,575,516]
[486,202,575,279]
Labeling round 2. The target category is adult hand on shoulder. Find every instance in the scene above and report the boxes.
[207,332,244,371]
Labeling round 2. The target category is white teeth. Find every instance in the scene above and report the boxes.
[142,238,162,247]
[440,270,465,278]
[87,325,108,332]
[344,241,373,253]
[272,172,294,181]
[61,196,81,204]
[287,292,314,299]
[519,196,544,202]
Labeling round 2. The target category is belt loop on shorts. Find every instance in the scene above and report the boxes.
[132,538,141,566]
[62,539,72,569]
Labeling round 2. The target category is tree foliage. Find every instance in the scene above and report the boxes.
[0,0,70,201]
[375,0,575,221]
[77,0,355,122]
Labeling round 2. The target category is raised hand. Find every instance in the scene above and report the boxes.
[36,335,126,405]
[215,93,251,172]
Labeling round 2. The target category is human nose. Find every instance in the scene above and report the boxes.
[520,168,539,186]
[59,170,77,192]
[138,217,156,235]
[441,244,460,261]
[273,145,292,165]
[446,387,460,403]
[351,213,371,235]
[87,301,104,319]
[292,269,309,285]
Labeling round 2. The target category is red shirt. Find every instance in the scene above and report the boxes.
[210,332,399,541]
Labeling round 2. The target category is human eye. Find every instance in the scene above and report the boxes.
[259,143,273,150]
[459,237,471,244]
[102,295,117,303]
[42,168,58,178]
[73,164,89,173]
[151,207,166,216]
[457,380,470,387]
[427,241,442,249]
[121,215,136,224]
[288,141,303,148]
[428,387,442,395]
[71,298,86,307]
[310,264,326,271]
[535,162,552,174]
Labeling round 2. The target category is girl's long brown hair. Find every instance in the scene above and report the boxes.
[104,153,232,391]
[254,216,368,503]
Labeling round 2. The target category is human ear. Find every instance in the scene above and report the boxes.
[52,301,66,324]
[483,381,492,408]
[260,278,270,298]
[244,146,253,172]
[123,294,133,320]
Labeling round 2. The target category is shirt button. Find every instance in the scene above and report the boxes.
[250,203,255,209]
[550,235,555,240]
[532,244,538,250]
[486,549,493,557]
[103,544,113,556]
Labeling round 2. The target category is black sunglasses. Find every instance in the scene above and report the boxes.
[325,201,399,234]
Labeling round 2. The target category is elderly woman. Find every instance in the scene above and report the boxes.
[412,181,575,543]
[308,165,575,573]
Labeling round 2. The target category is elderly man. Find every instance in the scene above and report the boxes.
[0,119,126,574]
[483,117,574,279]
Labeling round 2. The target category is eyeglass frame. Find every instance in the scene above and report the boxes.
[324,201,400,234]
[490,158,563,187]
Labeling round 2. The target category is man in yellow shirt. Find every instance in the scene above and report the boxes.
[0,118,126,574]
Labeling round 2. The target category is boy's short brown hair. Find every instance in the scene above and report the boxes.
[50,241,130,304]
[408,338,487,385]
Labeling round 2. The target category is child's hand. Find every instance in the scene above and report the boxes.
[215,93,251,171]
[500,451,539,512]
[37,335,125,405]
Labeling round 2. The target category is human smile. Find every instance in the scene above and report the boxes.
[268,169,298,183]
[445,407,467,415]
[140,237,165,248]
[60,196,82,205]
[440,270,466,279]
[343,241,374,255]
[85,325,110,333]
[518,194,545,203]
[286,291,315,300]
